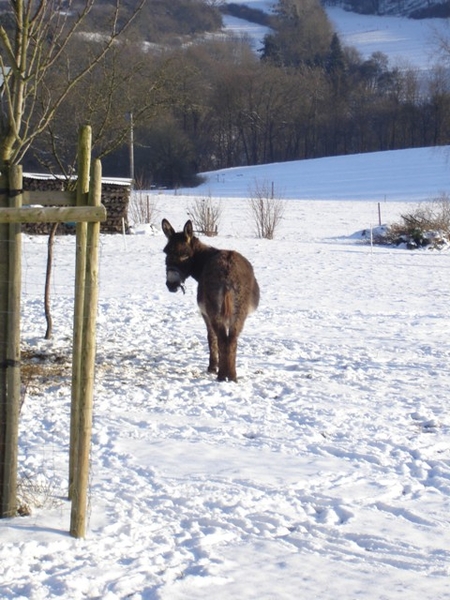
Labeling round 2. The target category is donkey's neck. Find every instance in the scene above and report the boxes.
[190,238,219,282]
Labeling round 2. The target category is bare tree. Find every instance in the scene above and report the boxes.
[44,223,58,339]
[33,41,171,178]
[0,0,145,170]
[0,0,155,343]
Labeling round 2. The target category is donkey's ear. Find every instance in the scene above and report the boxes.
[162,218,175,239]
[184,220,194,242]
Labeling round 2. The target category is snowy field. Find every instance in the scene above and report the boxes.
[1,144,450,599]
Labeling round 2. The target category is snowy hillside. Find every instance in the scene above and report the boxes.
[224,1,449,70]
[191,146,450,201]
[323,0,448,17]
[325,5,447,67]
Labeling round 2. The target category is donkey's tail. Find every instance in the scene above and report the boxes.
[222,286,234,331]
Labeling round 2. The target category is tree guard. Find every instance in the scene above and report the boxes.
[0,126,105,538]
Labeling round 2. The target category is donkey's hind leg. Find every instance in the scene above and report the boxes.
[202,314,219,373]
[217,327,238,382]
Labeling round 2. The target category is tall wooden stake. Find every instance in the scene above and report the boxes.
[70,158,102,538]
[3,166,22,516]
[69,126,91,500]
[0,175,9,516]
[0,166,22,517]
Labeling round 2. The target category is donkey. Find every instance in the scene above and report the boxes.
[162,219,260,382]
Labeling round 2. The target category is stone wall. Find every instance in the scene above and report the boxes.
[22,174,131,234]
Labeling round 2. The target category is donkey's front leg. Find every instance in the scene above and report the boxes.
[202,315,219,373]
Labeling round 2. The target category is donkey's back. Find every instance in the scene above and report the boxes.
[162,219,259,382]
[198,249,259,330]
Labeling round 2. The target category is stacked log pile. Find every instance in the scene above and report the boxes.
[101,182,131,233]
[22,174,131,234]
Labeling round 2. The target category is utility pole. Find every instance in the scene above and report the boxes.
[129,112,135,188]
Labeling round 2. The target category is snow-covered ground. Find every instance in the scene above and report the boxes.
[1,144,450,599]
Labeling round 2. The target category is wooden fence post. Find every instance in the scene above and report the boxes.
[3,166,22,516]
[69,126,91,500]
[0,175,8,516]
[0,166,22,517]
[70,158,102,538]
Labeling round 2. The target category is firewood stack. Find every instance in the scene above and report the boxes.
[22,174,131,234]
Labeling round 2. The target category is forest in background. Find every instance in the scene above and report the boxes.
[2,0,450,187]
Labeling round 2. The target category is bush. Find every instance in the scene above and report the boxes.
[248,179,285,239]
[378,194,450,249]
[187,195,222,236]
[129,191,159,226]
[17,473,63,516]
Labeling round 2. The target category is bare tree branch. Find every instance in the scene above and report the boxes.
[0,0,146,167]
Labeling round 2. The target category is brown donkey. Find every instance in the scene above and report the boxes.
[162,219,260,382]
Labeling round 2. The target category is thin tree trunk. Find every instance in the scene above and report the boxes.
[45,223,58,340]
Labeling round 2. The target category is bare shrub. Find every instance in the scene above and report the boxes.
[382,193,450,248]
[248,179,285,239]
[128,191,159,226]
[17,474,63,516]
[187,195,222,236]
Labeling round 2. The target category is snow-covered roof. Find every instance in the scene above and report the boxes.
[23,172,132,187]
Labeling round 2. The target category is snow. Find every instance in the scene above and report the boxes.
[2,144,450,599]
[2,10,450,600]
[222,2,450,70]
[326,6,449,69]
[220,13,271,51]
[192,146,450,201]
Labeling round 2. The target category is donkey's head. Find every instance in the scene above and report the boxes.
[162,219,195,293]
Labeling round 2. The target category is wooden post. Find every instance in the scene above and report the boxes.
[0,206,105,223]
[69,126,91,499]
[0,167,22,517]
[2,166,22,517]
[70,159,102,538]
[0,175,9,516]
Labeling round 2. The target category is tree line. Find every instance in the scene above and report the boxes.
[3,0,450,188]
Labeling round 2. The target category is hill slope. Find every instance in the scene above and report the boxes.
[322,0,449,17]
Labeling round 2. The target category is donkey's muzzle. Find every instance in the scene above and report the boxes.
[166,268,184,293]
